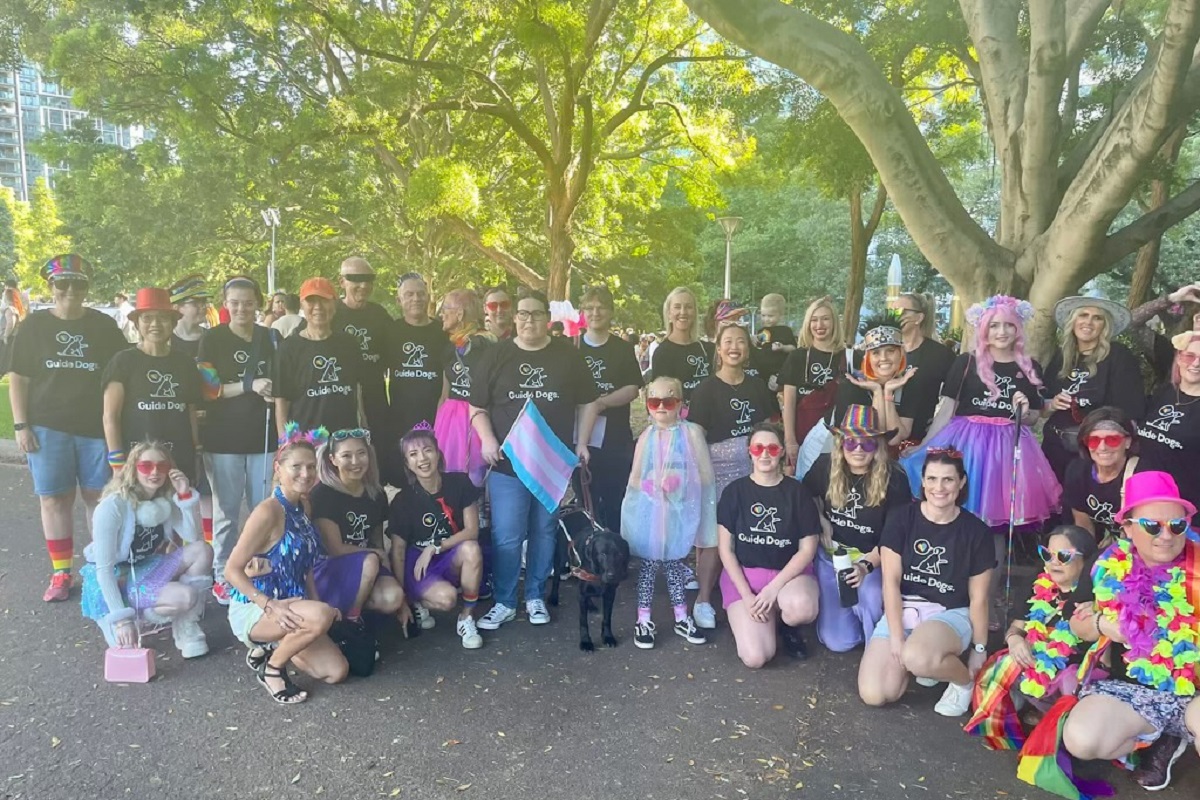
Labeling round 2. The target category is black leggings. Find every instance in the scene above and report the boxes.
[637,559,688,610]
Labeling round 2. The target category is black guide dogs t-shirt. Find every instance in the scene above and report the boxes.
[578,333,643,448]
[309,482,389,552]
[941,354,1045,418]
[688,374,776,444]
[803,453,912,553]
[274,331,362,432]
[198,324,277,455]
[879,503,994,610]
[388,472,482,549]
[717,475,821,571]
[651,339,714,402]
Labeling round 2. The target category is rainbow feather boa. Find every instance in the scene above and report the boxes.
[1019,574,1082,699]
[1093,539,1199,695]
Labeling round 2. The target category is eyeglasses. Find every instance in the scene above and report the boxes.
[485,300,512,312]
[1178,351,1200,367]
[646,396,680,411]
[331,428,371,444]
[53,279,88,292]
[842,438,879,453]
[1037,546,1080,564]
[749,443,784,457]
[1085,433,1127,450]
[1128,517,1190,537]
[135,460,170,475]
[515,310,548,322]
[927,447,963,460]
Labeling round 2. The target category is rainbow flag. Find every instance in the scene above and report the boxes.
[964,651,1026,750]
[1016,696,1114,799]
[196,361,222,402]
[501,399,579,513]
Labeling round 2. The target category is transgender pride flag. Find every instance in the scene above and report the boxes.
[501,399,579,513]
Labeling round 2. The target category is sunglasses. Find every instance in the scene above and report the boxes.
[646,396,680,411]
[1085,433,1127,450]
[135,460,170,475]
[485,300,512,312]
[53,279,89,291]
[1128,517,1190,537]
[341,273,375,283]
[1037,546,1080,564]
[842,438,879,453]
[927,446,963,460]
[1178,351,1200,367]
[749,443,784,458]
[331,428,371,444]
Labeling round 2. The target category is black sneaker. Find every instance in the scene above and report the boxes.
[674,616,707,645]
[778,623,808,660]
[634,620,656,649]
[1135,734,1187,791]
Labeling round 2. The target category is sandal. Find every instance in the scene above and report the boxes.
[246,646,269,672]
[256,660,308,705]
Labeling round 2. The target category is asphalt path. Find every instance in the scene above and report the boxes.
[0,465,1193,800]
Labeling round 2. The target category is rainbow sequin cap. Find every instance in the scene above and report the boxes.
[168,274,212,304]
[41,254,93,283]
[965,295,1035,327]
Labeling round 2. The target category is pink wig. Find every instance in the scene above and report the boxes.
[968,296,1043,400]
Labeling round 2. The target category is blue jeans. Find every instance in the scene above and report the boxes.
[487,470,557,608]
[204,452,272,580]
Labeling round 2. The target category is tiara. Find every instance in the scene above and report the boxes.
[278,420,330,449]
[965,295,1035,327]
[410,420,434,433]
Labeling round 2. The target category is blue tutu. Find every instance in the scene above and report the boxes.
[900,415,1061,528]
[80,550,186,620]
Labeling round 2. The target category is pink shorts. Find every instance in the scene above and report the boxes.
[721,566,815,610]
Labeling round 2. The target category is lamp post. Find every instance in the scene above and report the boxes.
[261,207,281,295]
[716,216,742,299]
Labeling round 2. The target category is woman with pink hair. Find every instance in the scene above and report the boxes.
[1137,331,1200,526]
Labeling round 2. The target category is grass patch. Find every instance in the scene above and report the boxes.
[0,377,11,439]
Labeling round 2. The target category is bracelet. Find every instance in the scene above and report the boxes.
[1094,613,1103,637]
[107,449,127,468]
[177,490,193,500]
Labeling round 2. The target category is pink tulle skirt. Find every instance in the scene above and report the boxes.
[434,398,487,487]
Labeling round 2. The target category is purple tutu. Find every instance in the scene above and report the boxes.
[312,551,379,615]
[901,416,1061,527]
[403,543,464,600]
[80,549,187,621]
[434,398,487,487]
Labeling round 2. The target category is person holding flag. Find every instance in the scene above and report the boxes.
[469,288,601,631]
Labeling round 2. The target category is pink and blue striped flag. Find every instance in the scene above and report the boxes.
[501,399,579,513]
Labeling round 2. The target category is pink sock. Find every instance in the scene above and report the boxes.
[637,607,651,624]
[673,604,688,622]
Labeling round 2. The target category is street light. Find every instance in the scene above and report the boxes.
[261,207,281,295]
[716,216,742,299]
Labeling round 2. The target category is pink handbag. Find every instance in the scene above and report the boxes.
[104,559,156,683]
[901,598,948,630]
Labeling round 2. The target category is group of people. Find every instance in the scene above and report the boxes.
[7,253,1199,791]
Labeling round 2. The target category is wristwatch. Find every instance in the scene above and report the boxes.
[972,642,987,654]
[13,422,27,432]
[434,544,443,556]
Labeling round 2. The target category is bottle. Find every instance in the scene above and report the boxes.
[832,546,859,608]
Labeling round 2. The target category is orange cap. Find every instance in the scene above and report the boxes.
[299,277,336,301]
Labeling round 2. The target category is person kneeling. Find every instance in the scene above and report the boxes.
[81,441,213,660]
[225,429,348,704]
[857,449,993,717]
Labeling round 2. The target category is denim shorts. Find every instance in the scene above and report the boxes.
[25,426,110,496]
[871,604,973,651]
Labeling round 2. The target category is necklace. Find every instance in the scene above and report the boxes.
[1018,574,1081,698]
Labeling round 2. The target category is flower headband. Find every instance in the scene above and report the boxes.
[965,295,1035,328]
[278,420,330,450]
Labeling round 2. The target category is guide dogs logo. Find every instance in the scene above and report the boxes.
[749,502,780,534]
[840,486,864,520]
[912,539,948,575]
[314,355,342,384]
[585,355,606,382]
[346,325,371,352]
[402,342,427,368]
[519,364,547,389]
[147,369,179,399]
[451,359,471,389]
[1144,404,1184,434]
[345,512,370,543]
[1086,495,1116,530]
[993,375,1015,400]
[1065,368,1090,396]
[416,511,450,548]
[687,353,710,379]
[56,331,87,358]
[730,397,753,425]
[810,360,834,385]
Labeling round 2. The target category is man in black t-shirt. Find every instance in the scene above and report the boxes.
[333,257,393,436]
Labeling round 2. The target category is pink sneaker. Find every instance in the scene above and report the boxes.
[43,572,73,602]
[211,581,232,606]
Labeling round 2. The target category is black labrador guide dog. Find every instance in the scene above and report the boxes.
[547,498,630,652]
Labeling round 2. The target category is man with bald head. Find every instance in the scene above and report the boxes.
[331,256,393,434]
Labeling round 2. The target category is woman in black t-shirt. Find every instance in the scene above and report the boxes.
[434,288,492,487]
[388,426,486,650]
[858,450,993,719]
[689,324,777,631]
[805,405,912,653]
[1041,297,1145,481]
[717,424,822,668]
[1138,332,1200,525]
[650,286,713,403]
[310,430,406,623]
[102,288,202,483]
[1062,407,1150,545]
[782,297,847,467]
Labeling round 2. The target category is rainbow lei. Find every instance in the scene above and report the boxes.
[1018,574,1082,699]
[1093,539,1199,695]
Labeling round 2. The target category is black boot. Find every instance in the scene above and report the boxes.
[777,619,808,660]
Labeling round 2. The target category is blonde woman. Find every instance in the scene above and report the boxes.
[650,286,713,403]
[781,297,848,466]
[1042,296,1145,480]
[434,288,493,486]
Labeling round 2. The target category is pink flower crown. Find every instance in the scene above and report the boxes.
[965,295,1035,328]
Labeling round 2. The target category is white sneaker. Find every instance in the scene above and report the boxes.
[477,603,517,630]
[413,604,436,630]
[684,566,699,591]
[171,612,209,659]
[934,681,973,717]
[526,599,550,625]
[915,677,940,688]
[693,601,717,629]
[457,616,483,649]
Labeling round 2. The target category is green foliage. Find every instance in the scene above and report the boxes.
[0,190,16,276]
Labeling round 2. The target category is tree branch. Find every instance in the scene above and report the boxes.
[1065,0,1114,67]
[442,216,546,288]
[599,53,744,140]
[1098,177,1200,266]
[1022,0,1068,234]
[865,182,889,238]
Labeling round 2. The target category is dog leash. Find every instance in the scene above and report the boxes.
[560,466,602,584]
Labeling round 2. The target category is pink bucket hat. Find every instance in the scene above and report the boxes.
[1115,471,1197,522]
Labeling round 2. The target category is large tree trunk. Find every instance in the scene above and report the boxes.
[842,181,887,340]
[1128,128,1187,307]
[546,220,574,301]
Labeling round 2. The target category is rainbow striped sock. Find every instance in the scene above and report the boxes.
[46,537,73,573]
[202,516,213,545]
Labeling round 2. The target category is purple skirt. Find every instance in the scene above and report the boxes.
[403,543,464,600]
[80,549,187,620]
[312,551,378,615]
[434,398,487,487]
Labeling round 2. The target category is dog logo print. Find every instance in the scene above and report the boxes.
[402,342,427,368]
[451,360,471,389]
[1144,404,1184,434]
[840,486,864,520]
[345,512,370,543]
[810,360,834,386]
[55,331,87,358]
[1086,495,1116,529]
[313,355,341,384]
[585,355,606,382]
[749,502,780,534]
[146,370,178,399]
[1065,368,1090,396]
[912,539,948,575]
[994,375,1015,400]
[730,397,753,425]
[416,511,447,548]
[345,325,371,352]
[687,353,710,380]
[519,363,547,389]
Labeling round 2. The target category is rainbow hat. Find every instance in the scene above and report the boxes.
[168,274,212,304]
[41,254,93,283]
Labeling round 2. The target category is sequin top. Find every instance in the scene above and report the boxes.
[229,487,321,603]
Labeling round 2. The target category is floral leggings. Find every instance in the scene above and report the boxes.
[637,558,688,609]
